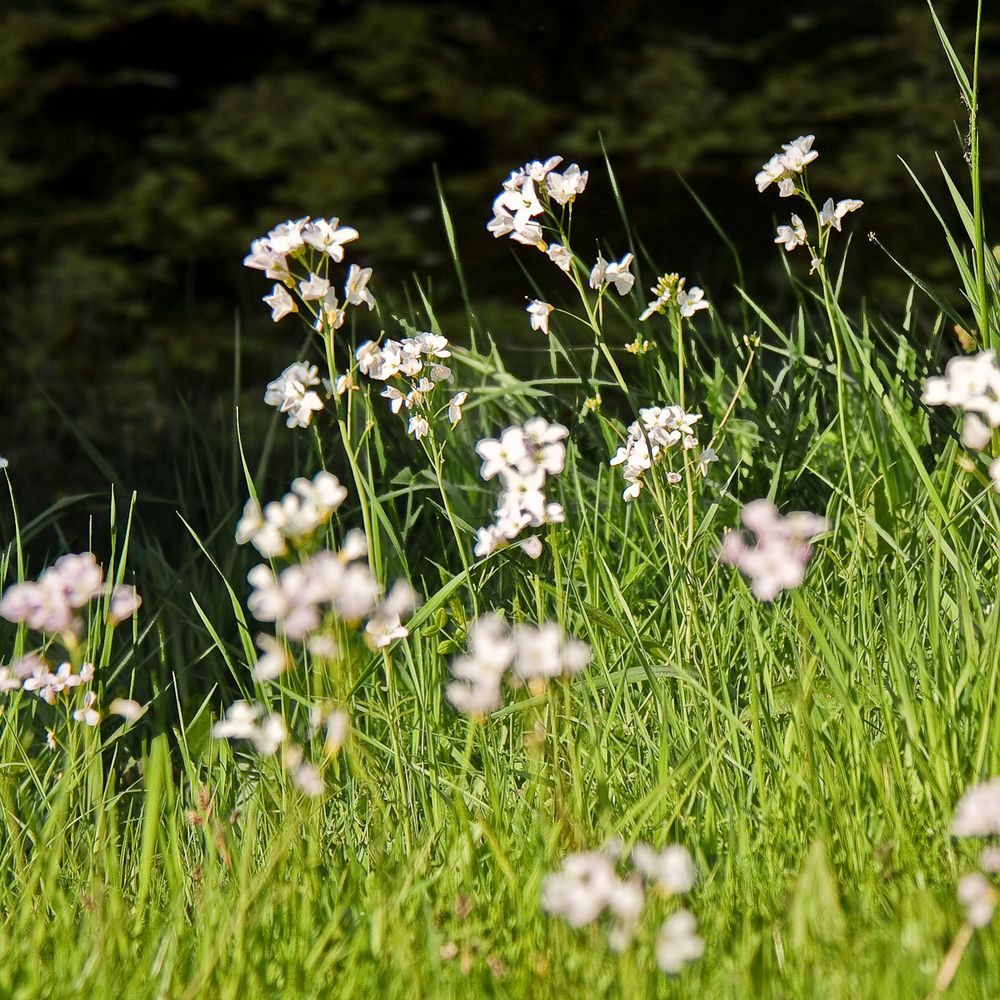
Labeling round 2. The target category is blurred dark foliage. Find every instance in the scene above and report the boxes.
[0,0,998,526]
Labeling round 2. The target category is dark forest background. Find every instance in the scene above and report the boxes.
[1,0,997,526]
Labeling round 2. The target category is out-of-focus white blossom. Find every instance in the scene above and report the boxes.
[109,698,144,722]
[72,690,100,727]
[108,584,142,624]
[953,778,1000,837]
[632,844,696,895]
[236,472,347,557]
[446,615,589,715]
[656,910,705,974]
[213,701,286,755]
[958,872,996,927]
[923,352,1000,476]
[0,552,118,637]
[719,499,829,602]
[542,851,620,928]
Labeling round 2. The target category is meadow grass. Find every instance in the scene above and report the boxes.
[1,5,999,998]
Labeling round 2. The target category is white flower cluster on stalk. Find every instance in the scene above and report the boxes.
[755,135,819,197]
[221,476,417,796]
[243,216,375,431]
[0,552,141,636]
[719,500,829,602]
[0,553,143,730]
[445,614,590,716]
[247,542,416,648]
[236,471,348,558]
[609,405,709,501]
[639,273,710,323]
[923,351,1000,488]
[264,362,324,429]
[487,155,588,250]
[473,418,568,558]
[757,135,862,269]
[355,332,465,439]
[541,842,703,971]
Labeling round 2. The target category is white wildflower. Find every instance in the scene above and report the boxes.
[656,910,704,974]
[632,844,696,895]
[263,283,296,322]
[264,362,324,429]
[72,690,101,727]
[719,499,829,602]
[448,391,468,426]
[591,252,635,295]
[109,698,144,722]
[958,872,996,928]
[546,243,573,272]
[953,778,1000,837]
[819,198,864,231]
[546,163,589,205]
[775,214,807,251]
[301,217,359,260]
[527,299,554,335]
[344,264,375,309]
[298,273,330,301]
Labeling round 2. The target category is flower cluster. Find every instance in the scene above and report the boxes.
[487,156,588,250]
[212,701,346,797]
[245,216,376,432]
[244,216,370,326]
[473,418,568,558]
[247,541,416,650]
[264,361,324,429]
[755,135,819,197]
[758,135,862,270]
[355,332,465,439]
[235,471,348,558]
[0,654,93,707]
[719,500,829,602]
[609,405,710,501]
[922,351,1000,488]
[0,552,141,636]
[445,615,590,716]
[541,842,703,972]
[639,273,710,322]
[0,554,142,732]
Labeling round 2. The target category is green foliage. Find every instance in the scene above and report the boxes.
[0,3,999,996]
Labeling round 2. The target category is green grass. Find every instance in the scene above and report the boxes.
[1,5,999,997]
